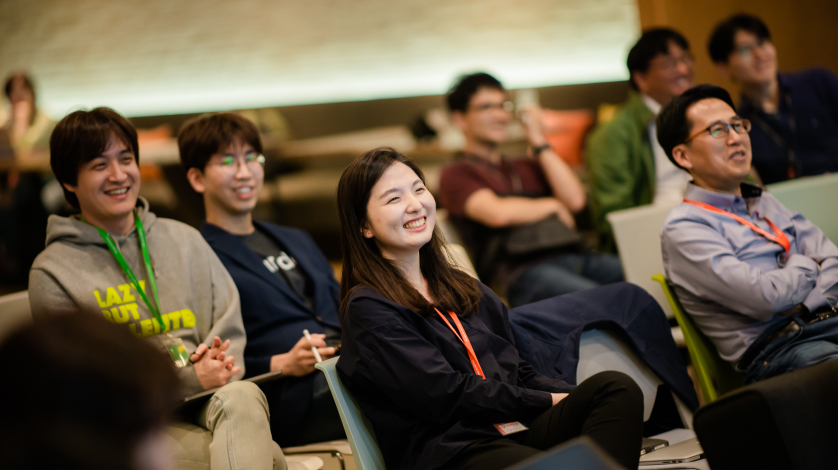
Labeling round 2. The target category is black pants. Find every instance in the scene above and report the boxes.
[447,371,644,470]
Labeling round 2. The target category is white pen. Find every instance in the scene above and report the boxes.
[303,329,323,363]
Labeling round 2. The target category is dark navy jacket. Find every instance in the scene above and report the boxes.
[509,282,699,411]
[739,68,838,184]
[337,282,572,470]
[201,221,341,445]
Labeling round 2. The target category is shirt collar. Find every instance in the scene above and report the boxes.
[684,182,763,215]
[640,93,663,115]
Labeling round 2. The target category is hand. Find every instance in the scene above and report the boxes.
[518,104,548,148]
[192,336,241,390]
[551,393,569,406]
[546,198,576,229]
[269,334,337,377]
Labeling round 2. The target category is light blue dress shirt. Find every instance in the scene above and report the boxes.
[661,182,838,362]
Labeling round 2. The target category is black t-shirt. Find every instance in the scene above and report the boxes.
[240,227,315,311]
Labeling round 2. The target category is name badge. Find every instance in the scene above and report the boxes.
[494,421,529,436]
[161,334,190,368]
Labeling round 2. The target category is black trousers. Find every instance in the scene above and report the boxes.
[447,371,644,470]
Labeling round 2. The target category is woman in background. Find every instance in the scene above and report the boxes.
[335,147,644,470]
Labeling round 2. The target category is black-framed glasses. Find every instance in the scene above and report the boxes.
[469,101,514,113]
[684,119,751,143]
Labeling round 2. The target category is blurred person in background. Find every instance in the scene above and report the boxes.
[179,112,345,448]
[28,107,280,470]
[709,13,838,184]
[0,72,57,286]
[586,28,695,250]
[0,313,179,470]
[439,72,622,307]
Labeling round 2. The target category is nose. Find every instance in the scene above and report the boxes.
[234,158,254,179]
[108,161,127,181]
[404,192,423,213]
[727,126,744,146]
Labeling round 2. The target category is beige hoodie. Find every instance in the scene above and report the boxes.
[29,197,245,396]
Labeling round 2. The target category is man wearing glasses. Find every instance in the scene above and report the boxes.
[709,14,838,184]
[438,72,622,307]
[658,85,838,383]
[179,113,345,447]
[587,28,695,250]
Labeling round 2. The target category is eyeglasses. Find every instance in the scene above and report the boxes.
[684,119,751,143]
[736,39,770,58]
[650,52,695,72]
[469,101,514,113]
[213,153,266,172]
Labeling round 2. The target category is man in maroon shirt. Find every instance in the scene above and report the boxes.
[439,73,623,307]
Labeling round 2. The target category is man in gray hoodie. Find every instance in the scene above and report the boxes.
[28,107,279,470]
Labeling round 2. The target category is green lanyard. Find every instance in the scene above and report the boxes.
[87,211,165,332]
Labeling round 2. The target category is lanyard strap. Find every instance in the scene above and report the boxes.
[683,199,791,259]
[89,211,165,331]
[435,308,485,380]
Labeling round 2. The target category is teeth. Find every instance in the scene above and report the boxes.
[403,218,426,229]
[106,188,128,195]
[235,187,253,194]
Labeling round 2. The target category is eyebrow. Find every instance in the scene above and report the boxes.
[378,179,423,199]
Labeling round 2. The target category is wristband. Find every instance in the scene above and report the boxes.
[532,144,552,157]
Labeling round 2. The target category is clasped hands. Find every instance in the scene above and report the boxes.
[191,336,240,390]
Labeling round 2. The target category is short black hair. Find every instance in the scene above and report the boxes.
[708,14,771,64]
[178,112,263,172]
[656,84,736,170]
[4,72,35,102]
[446,72,504,113]
[50,108,139,209]
[627,28,690,90]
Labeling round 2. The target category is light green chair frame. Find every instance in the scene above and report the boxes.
[652,274,745,403]
[315,357,386,470]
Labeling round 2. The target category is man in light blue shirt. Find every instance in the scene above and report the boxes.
[656,84,838,383]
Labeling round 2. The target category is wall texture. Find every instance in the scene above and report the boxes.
[0,0,639,118]
[637,0,838,100]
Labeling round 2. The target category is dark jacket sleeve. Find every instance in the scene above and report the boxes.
[478,284,575,393]
[343,295,554,424]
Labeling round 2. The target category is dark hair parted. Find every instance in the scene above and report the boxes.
[656,84,736,170]
[50,107,139,209]
[0,313,178,469]
[446,72,505,113]
[4,73,38,125]
[708,14,771,64]
[177,112,263,171]
[337,147,482,318]
[627,28,690,90]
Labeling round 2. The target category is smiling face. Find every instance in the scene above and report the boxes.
[454,87,512,146]
[673,98,752,194]
[634,40,695,106]
[721,29,778,86]
[188,138,264,221]
[362,162,436,262]
[64,132,140,231]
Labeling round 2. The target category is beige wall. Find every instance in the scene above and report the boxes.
[0,0,639,118]
[637,0,838,101]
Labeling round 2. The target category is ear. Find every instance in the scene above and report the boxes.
[715,62,733,82]
[672,144,694,171]
[62,182,77,194]
[631,71,648,94]
[186,167,206,194]
[361,219,374,239]
[451,110,467,133]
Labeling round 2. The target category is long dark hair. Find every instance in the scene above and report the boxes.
[337,147,482,318]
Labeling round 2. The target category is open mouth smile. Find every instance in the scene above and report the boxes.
[403,217,426,230]
[104,187,129,196]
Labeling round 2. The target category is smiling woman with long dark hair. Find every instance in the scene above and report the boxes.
[335,147,644,470]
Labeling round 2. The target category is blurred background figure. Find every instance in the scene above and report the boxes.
[709,13,838,184]
[0,72,57,289]
[0,313,179,470]
[586,28,695,251]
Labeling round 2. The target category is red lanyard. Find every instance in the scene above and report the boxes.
[435,308,485,380]
[684,199,791,259]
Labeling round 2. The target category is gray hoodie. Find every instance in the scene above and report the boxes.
[29,197,245,396]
